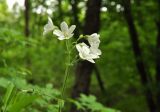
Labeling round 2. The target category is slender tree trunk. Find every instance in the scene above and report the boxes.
[122,0,157,112]
[70,0,80,38]
[70,0,105,94]
[156,0,160,110]
[58,0,63,21]
[136,0,153,83]
[24,0,33,84]
[71,0,102,112]
[94,65,106,93]
[156,21,160,112]
[24,0,30,37]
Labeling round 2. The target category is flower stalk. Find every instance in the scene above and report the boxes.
[59,40,71,112]
[61,39,71,97]
[43,17,102,112]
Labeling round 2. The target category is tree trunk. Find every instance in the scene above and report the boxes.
[70,0,80,38]
[24,0,30,37]
[156,21,160,112]
[71,0,102,112]
[58,0,63,21]
[94,65,106,94]
[122,0,157,112]
[24,0,33,83]
[156,0,160,110]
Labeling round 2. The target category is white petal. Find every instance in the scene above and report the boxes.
[66,34,74,39]
[53,30,64,37]
[81,43,90,54]
[91,33,100,38]
[82,46,90,54]
[43,17,55,35]
[79,52,85,59]
[58,36,65,40]
[89,53,99,59]
[60,21,68,32]
[88,33,100,47]
[97,49,102,55]
[48,17,53,26]
[76,43,90,59]
[76,45,86,59]
[68,25,76,34]
[90,47,102,56]
[87,59,95,63]
[76,43,89,50]
[76,44,81,53]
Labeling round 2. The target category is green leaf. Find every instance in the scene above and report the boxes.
[2,83,16,110]
[7,92,38,112]
[0,78,9,88]
[72,94,120,112]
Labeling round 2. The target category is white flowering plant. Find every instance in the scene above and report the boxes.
[44,17,101,63]
[0,17,120,112]
[43,17,102,111]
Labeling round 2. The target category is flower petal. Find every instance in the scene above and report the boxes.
[53,30,64,37]
[68,25,76,34]
[88,33,100,47]
[76,44,81,53]
[96,49,102,55]
[89,53,99,59]
[66,34,74,39]
[79,52,85,59]
[76,42,96,62]
[48,17,53,25]
[60,21,68,32]
[58,36,65,40]
[43,17,55,35]
[53,30,65,40]
[87,59,95,63]
[91,33,100,38]
[90,46,102,56]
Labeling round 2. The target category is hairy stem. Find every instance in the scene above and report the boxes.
[59,40,71,112]
[61,40,71,97]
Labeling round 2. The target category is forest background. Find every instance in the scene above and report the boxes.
[0,0,160,112]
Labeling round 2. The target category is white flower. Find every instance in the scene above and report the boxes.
[76,43,99,63]
[90,46,102,56]
[43,17,56,35]
[53,21,76,40]
[87,33,102,56]
[76,33,102,63]
[88,33,100,47]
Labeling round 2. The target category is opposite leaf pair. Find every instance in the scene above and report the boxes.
[43,17,101,63]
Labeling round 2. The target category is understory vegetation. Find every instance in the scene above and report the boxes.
[0,0,160,112]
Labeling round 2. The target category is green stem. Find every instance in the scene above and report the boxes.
[61,62,70,97]
[59,40,71,112]
[61,39,71,97]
